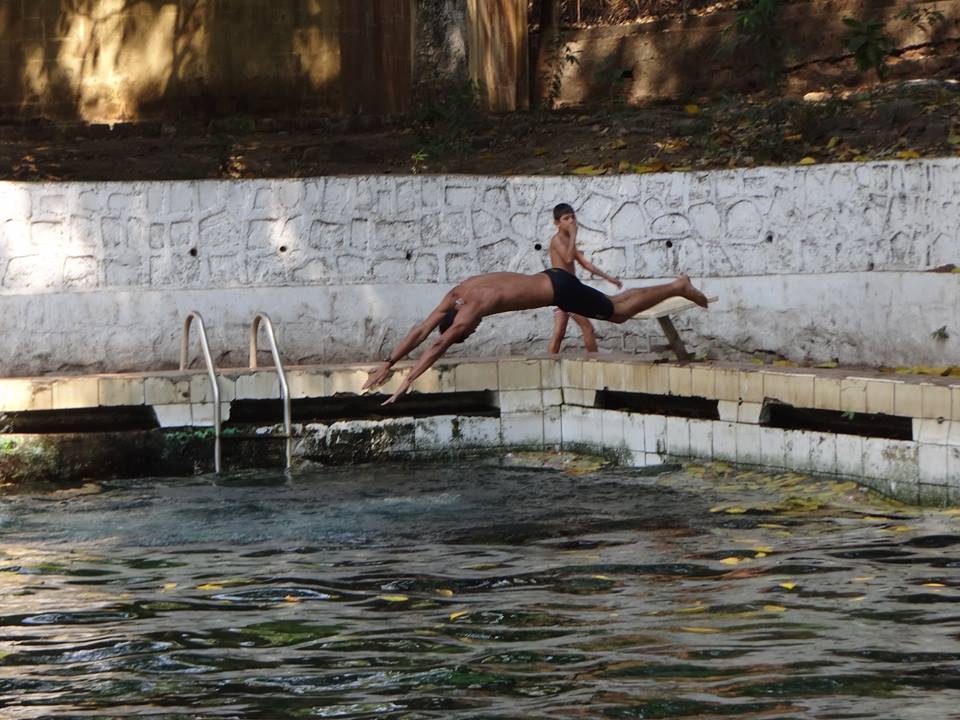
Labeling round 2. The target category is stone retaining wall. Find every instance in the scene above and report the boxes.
[2,159,959,376]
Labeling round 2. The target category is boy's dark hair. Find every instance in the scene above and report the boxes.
[438,308,457,335]
[553,203,575,220]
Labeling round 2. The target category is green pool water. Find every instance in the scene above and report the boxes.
[1,458,958,719]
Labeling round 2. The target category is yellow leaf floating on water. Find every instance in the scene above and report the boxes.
[754,552,768,558]
[753,546,773,554]
[895,150,920,159]
[684,104,700,115]
[779,582,796,590]
[196,583,223,591]
[850,596,867,602]
[887,525,913,533]
[798,157,817,165]
[854,576,874,582]
[449,610,469,621]
[591,574,613,581]
[678,604,706,614]
[436,588,454,598]
[764,605,786,612]
[162,583,178,592]
[923,583,945,588]
[378,594,409,602]
[571,165,607,176]
[284,595,301,603]
[681,626,719,633]
[758,523,787,529]
[720,557,741,565]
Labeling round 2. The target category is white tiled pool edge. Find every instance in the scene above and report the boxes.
[2,356,958,505]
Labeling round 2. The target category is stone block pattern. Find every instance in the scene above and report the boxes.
[3,160,960,375]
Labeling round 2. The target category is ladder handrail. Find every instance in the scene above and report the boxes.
[179,311,221,473]
[249,312,292,470]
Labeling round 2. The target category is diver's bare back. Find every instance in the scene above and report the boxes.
[451,272,554,316]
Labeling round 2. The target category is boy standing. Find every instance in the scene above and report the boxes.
[547,203,622,353]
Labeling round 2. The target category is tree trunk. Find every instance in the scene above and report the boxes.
[532,0,561,108]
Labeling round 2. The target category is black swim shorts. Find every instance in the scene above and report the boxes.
[543,268,614,320]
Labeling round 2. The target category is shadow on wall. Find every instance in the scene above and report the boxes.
[0,0,416,122]
[540,0,960,105]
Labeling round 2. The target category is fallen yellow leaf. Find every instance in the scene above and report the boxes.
[779,581,796,590]
[784,133,803,141]
[591,574,613,581]
[378,594,409,602]
[162,583,178,592]
[610,138,627,149]
[764,604,786,612]
[922,583,945,588]
[284,595,301,603]
[720,557,741,565]
[449,610,469,621]
[571,165,606,176]
[680,626,719,633]
[814,361,838,368]
[754,552,768,558]
[196,583,223,591]
[948,135,960,145]
[827,136,840,149]
[436,588,454,598]
[913,365,948,376]
[532,147,548,156]
[684,104,700,115]
[895,150,920,160]
[798,156,817,165]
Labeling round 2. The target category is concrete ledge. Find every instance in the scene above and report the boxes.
[2,356,959,504]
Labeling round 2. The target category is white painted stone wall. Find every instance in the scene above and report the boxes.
[2,160,959,376]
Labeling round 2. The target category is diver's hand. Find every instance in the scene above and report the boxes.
[381,379,411,405]
[363,362,393,392]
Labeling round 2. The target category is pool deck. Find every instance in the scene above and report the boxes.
[2,355,959,503]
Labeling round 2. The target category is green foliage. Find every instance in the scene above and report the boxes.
[410,149,429,174]
[721,0,787,78]
[541,40,580,110]
[897,4,946,31]
[931,325,949,341]
[842,17,895,77]
[411,75,481,166]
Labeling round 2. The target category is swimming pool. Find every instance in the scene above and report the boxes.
[1,459,958,718]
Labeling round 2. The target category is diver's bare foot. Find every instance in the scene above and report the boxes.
[675,275,709,308]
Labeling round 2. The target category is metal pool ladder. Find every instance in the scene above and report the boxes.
[180,311,222,473]
[249,312,293,470]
